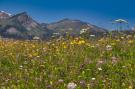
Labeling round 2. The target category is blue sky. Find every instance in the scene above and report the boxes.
[0,0,135,29]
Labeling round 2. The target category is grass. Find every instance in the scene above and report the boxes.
[0,35,135,89]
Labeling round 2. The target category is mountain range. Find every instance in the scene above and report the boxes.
[0,11,107,40]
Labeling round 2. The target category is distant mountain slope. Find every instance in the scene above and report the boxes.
[44,18,107,35]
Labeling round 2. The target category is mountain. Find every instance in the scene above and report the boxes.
[0,11,108,39]
[0,11,11,19]
[0,11,48,39]
[43,18,107,36]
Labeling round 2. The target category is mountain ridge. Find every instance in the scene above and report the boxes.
[0,11,107,39]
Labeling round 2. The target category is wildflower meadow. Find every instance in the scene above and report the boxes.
[0,35,135,89]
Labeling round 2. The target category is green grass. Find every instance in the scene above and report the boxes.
[0,36,135,89]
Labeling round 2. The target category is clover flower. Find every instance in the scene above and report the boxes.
[67,82,77,89]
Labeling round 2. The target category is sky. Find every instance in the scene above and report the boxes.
[0,0,135,29]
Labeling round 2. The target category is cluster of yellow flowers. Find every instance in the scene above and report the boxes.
[70,38,86,45]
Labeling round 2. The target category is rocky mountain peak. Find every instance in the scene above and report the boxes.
[0,10,11,19]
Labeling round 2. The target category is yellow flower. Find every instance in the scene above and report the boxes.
[70,42,74,45]
[128,40,133,44]
[116,39,120,42]
[111,42,116,46]
[78,40,85,45]
[86,43,90,46]
[128,86,133,89]
[121,37,124,39]
[63,45,67,49]
[50,81,53,85]
[28,54,33,58]
[32,45,36,48]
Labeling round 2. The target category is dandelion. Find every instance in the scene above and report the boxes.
[63,45,67,49]
[67,82,77,89]
[78,40,85,45]
[70,42,74,45]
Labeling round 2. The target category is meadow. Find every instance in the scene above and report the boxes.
[0,35,135,89]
